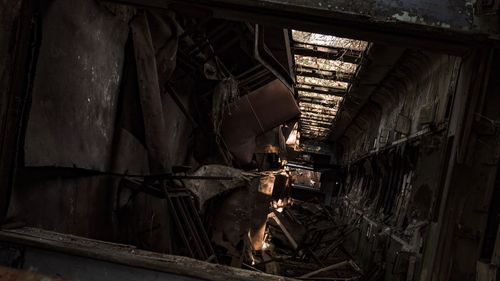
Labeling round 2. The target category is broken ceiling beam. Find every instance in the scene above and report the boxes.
[301,126,330,131]
[294,63,354,78]
[299,97,339,107]
[301,119,333,124]
[301,123,330,128]
[301,116,332,123]
[298,90,344,99]
[299,108,336,115]
[268,212,299,250]
[299,260,352,278]
[301,116,335,124]
[301,127,330,133]
[300,111,337,118]
[299,101,339,111]
[295,87,345,97]
[292,42,362,64]
[295,65,353,83]
[301,134,328,139]
[105,0,497,53]
[300,116,335,123]
[301,116,334,123]
[301,131,327,135]
[300,126,330,133]
[301,111,335,119]
[301,120,331,127]
[301,131,327,136]
[301,125,331,131]
[297,76,349,90]
[298,82,346,92]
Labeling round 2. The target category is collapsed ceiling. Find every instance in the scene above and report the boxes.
[291,31,368,141]
[1,1,500,281]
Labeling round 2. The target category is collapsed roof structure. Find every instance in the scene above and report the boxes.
[0,1,499,281]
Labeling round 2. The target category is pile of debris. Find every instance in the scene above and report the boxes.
[178,165,365,280]
[253,199,363,280]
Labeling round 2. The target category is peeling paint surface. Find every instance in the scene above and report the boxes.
[228,0,475,31]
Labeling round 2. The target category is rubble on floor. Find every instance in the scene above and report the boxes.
[181,165,365,280]
[250,199,364,280]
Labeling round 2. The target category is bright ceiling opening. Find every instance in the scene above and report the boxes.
[291,30,369,140]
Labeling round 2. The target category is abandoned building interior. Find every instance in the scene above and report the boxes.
[1,0,500,280]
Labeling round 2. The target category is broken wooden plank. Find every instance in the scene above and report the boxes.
[0,227,297,281]
[299,260,350,278]
[269,212,299,250]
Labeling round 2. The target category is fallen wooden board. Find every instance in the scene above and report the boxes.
[0,227,297,281]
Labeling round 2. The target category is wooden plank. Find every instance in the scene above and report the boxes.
[292,42,361,64]
[299,97,340,107]
[299,260,351,278]
[296,70,352,83]
[0,228,296,281]
[296,87,345,97]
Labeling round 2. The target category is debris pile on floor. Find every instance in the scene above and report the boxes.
[252,199,363,280]
[182,166,365,280]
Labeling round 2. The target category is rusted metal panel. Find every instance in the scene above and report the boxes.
[221,79,300,164]
[24,0,130,171]
[108,0,499,52]
[210,0,475,31]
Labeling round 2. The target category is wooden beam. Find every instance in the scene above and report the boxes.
[299,96,339,107]
[301,125,330,132]
[296,87,345,97]
[299,101,338,111]
[301,122,331,129]
[0,228,292,281]
[292,42,362,64]
[301,116,332,123]
[300,111,336,119]
[103,0,486,55]
[298,82,346,92]
[301,116,334,123]
[296,71,352,83]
